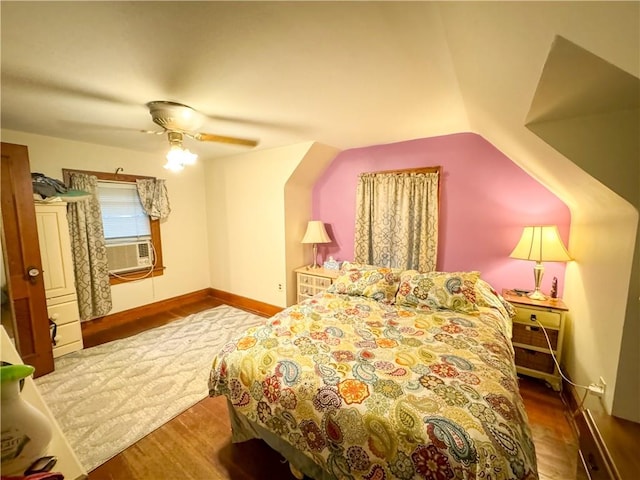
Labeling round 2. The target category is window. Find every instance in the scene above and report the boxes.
[62,169,164,284]
[97,182,151,243]
[354,167,440,272]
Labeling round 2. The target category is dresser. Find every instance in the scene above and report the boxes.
[35,203,83,357]
[502,290,568,391]
[294,266,340,303]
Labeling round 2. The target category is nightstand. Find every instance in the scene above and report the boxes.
[502,290,568,391]
[294,266,340,303]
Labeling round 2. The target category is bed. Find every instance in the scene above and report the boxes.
[209,265,538,479]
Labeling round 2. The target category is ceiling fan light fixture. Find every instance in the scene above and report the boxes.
[163,131,197,172]
[164,144,197,172]
[164,151,184,172]
[180,148,198,166]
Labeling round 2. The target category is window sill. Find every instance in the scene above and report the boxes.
[109,266,165,285]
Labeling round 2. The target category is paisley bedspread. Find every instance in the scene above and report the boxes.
[209,292,538,479]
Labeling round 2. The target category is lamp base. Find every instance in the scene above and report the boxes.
[309,243,321,269]
[528,262,546,301]
[527,289,546,301]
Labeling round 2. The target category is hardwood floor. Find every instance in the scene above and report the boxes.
[90,396,296,480]
[86,298,578,480]
[519,377,578,480]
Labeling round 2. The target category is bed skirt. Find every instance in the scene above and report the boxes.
[227,399,336,480]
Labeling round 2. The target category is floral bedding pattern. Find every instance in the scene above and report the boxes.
[209,292,538,480]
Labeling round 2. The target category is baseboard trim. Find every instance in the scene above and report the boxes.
[81,288,282,337]
[81,289,214,335]
[208,288,283,318]
[562,378,639,479]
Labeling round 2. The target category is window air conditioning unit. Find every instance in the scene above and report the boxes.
[105,241,153,274]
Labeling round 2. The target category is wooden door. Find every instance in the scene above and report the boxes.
[1,142,54,376]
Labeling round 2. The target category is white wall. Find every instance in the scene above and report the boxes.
[466,115,637,419]
[1,130,211,314]
[563,207,638,414]
[438,1,639,420]
[284,142,341,306]
[204,142,317,307]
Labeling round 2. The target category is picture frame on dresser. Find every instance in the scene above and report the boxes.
[502,289,568,391]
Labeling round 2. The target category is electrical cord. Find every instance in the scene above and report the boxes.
[533,317,607,417]
[576,387,589,412]
[535,318,592,392]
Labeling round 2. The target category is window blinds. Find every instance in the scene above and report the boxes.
[97,181,151,242]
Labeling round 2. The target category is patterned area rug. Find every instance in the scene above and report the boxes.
[35,305,264,472]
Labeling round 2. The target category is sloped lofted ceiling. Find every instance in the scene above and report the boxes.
[1,2,637,173]
[435,0,638,217]
[526,35,640,206]
[0,1,468,158]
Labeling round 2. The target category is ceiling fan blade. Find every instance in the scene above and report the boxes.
[193,132,259,147]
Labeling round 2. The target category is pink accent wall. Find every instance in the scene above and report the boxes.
[313,132,571,296]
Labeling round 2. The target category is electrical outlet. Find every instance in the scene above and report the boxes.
[588,377,607,397]
[588,383,604,397]
[598,376,606,396]
[278,283,283,292]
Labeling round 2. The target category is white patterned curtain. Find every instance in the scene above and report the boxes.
[136,178,170,220]
[354,170,439,272]
[67,173,112,321]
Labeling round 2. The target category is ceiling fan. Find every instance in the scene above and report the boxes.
[145,100,259,147]
[144,101,259,171]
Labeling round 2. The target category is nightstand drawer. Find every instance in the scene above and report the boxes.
[299,274,333,289]
[299,274,314,286]
[513,307,561,329]
[512,322,558,350]
[514,347,555,374]
[299,284,324,297]
[316,277,332,288]
[295,267,339,303]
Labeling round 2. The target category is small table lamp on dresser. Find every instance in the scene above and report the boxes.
[509,225,572,300]
[301,220,331,269]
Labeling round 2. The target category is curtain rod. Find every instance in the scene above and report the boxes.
[362,166,441,175]
[98,179,137,185]
[62,168,156,186]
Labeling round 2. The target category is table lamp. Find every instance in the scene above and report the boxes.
[509,225,571,300]
[301,220,331,269]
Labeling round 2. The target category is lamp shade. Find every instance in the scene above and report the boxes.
[301,220,331,244]
[509,225,571,262]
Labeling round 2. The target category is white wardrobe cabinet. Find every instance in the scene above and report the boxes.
[35,202,84,357]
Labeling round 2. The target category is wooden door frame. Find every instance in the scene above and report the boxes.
[1,142,54,376]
